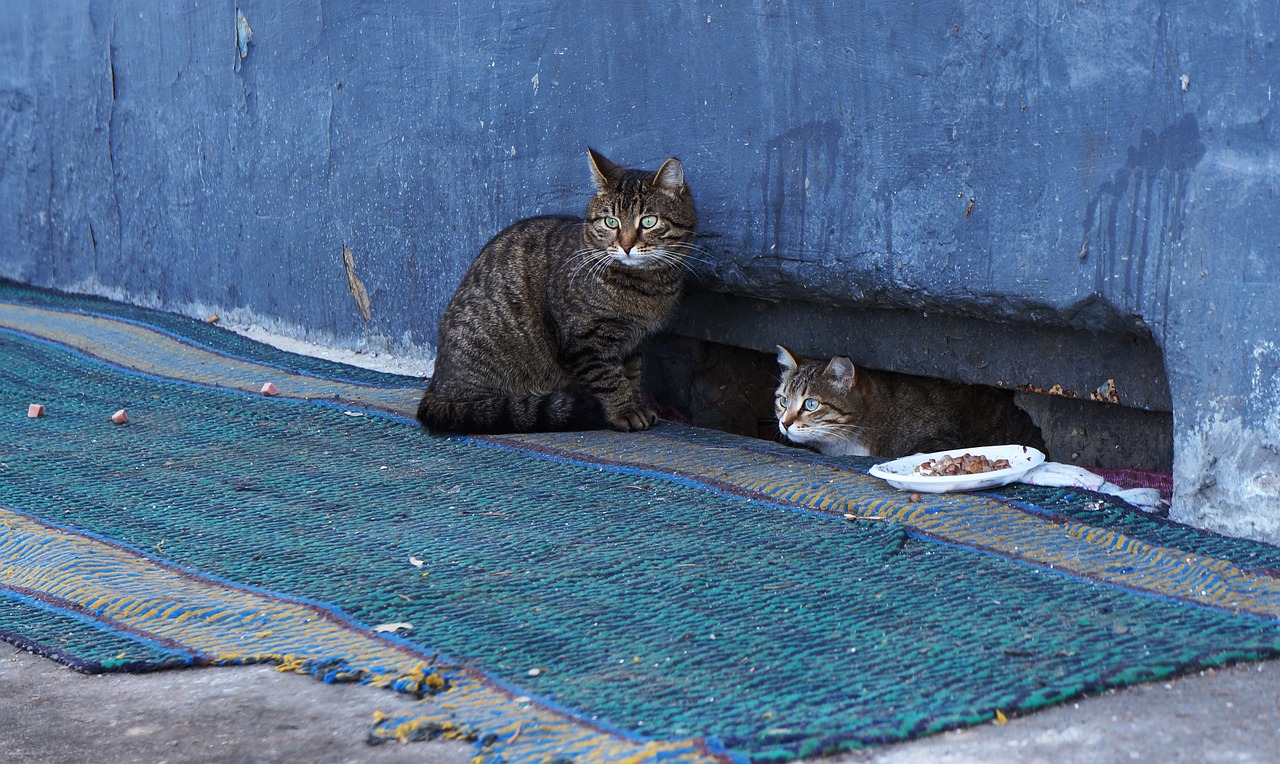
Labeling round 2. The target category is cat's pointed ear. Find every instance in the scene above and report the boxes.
[776,345,800,372]
[653,157,686,194]
[588,148,620,190]
[825,356,857,390]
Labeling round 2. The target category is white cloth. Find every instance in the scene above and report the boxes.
[1020,462,1167,513]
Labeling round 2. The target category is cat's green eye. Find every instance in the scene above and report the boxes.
[639,215,658,229]
[604,216,620,229]
[803,398,819,411]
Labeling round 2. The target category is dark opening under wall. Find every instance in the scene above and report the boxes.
[645,292,1174,473]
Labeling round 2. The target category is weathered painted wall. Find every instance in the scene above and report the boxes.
[1,2,1277,539]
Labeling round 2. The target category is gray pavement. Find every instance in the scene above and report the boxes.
[1,645,1276,763]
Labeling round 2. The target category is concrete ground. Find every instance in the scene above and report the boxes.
[1,646,1276,763]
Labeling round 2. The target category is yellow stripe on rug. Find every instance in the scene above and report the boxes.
[0,302,420,415]
[489,431,1280,621]
[0,505,731,763]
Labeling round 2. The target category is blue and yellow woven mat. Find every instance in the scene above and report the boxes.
[2,280,1280,763]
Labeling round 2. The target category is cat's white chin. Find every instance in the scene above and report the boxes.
[785,426,871,457]
[610,250,658,268]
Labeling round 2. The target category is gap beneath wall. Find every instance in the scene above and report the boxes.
[644,292,1174,475]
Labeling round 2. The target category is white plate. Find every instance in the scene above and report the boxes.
[868,444,1046,494]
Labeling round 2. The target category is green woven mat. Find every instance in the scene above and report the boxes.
[2,280,1279,763]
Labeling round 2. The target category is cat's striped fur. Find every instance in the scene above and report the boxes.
[774,346,1046,458]
[417,149,697,434]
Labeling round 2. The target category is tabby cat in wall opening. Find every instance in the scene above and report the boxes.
[417,149,697,434]
[774,345,1046,458]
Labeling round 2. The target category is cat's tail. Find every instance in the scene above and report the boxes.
[416,387,606,434]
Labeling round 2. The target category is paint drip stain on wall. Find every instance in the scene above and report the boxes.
[235,9,253,60]
[342,245,373,323]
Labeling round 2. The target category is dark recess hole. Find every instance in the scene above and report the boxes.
[645,334,1173,473]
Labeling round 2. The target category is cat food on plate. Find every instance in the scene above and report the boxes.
[869,444,1045,494]
[914,453,1011,477]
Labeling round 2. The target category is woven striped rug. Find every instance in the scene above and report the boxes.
[2,279,1279,763]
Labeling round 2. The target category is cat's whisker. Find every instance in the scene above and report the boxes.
[664,252,713,270]
[662,242,716,265]
[823,422,875,437]
[667,242,717,260]
[646,251,704,282]
[665,240,712,253]
[587,251,619,281]
[569,248,612,283]
[568,256,595,283]
[655,247,701,267]
[579,257,605,282]
[649,249,697,272]
[662,239,709,251]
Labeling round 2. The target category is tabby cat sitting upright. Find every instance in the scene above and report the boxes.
[417,149,697,434]
[774,345,1046,458]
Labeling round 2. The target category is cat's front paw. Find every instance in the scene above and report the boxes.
[607,406,657,432]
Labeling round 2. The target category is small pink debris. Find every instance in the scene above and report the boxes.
[260,382,279,396]
[111,409,129,425]
[27,404,45,418]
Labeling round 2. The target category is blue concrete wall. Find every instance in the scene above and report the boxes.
[1,2,1277,539]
